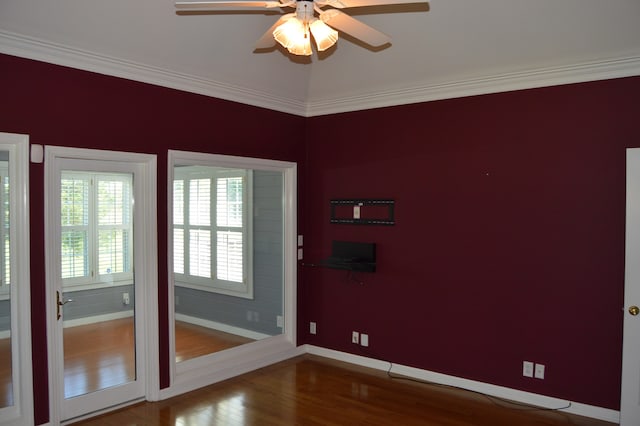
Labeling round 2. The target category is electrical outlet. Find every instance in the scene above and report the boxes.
[360,333,369,347]
[352,331,359,344]
[535,363,545,379]
[277,315,283,328]
[523,361,534,378]
[122,292,130,305]
[310,322,316,335]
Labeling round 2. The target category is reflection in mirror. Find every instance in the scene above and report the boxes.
[59,170,136,398]
[0,155,11,408]
[172,164,284,362]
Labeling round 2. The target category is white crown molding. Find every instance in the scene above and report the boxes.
[0,29,306,116]
[1,29,639,118]
[305,55,640,116]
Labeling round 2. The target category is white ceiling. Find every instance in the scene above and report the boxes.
[1,0,639,116]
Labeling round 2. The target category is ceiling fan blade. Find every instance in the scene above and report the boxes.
[176,1,283,10]
[317,0,428,8]
[255,13,295,49]
[321,9,390,47]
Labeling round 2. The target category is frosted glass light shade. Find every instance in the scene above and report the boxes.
[288,36,312,55]
[273,18,312,56]
[310,20,338,51]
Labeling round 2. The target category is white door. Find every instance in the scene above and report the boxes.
[622,148,640,425]
[45,147,158,423]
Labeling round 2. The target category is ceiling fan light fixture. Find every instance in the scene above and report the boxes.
[309,19,338,51]
[273,18,312,56]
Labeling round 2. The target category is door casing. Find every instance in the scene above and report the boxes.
[44,146,158,424]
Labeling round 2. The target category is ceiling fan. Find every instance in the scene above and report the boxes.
[175,0,430,56]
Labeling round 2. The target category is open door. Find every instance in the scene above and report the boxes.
[621,148,640,425]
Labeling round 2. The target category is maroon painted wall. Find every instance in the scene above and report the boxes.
[1,50,639,421]
[0,53,306,424]
[301,77,640,410]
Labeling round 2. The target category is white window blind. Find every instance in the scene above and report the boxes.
[61,172,133,287]
[61,175,89,280]
[173,167,252,298]
[216,177,244,282]
[0,162,9,293]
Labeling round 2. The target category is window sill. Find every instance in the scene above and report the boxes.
[175,280,253,300]
[63,279,134,293]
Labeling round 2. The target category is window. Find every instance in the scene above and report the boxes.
[173,166,252,298]
[60,171,133,288]
[0,161,8,296]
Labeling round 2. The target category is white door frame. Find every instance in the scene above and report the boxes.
[0,133,33,426]
[44,146,158,424]
[622,148,640,425]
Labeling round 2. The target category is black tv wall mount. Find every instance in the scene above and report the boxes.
[330,199,395,225]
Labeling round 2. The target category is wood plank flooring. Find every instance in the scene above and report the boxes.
[175,321,254,362]
[0,337,12,408]
[72,355,616,426]
[63,318,252,398]
[63,318,136,399]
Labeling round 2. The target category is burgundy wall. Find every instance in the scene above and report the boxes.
[1,50,639,422]
[0,53,306,425]
[301,77,640,410]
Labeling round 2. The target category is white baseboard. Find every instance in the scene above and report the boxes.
[175,313,271,341]
[161,338,304,400]
[0,330,9,339]
[303,345,620,424]
[63,310,134,328]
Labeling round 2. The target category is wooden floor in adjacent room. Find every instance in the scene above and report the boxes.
[0,337,12,407]
[73,354,616,426]
[63,318,253,398]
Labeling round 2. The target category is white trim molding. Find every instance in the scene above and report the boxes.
[306,55,640,116]
[1,29,639,117]
[303,345,620,424]
[0,30,305,117]
[0,132,34,426]
[175,313,271,341]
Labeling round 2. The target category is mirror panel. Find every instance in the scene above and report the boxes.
[171,160,286,364]
[0,133,33,425]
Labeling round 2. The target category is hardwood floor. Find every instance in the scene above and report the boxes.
[72,355,615,426]
[63,318,251,398]
[54,320,618,425]
[0,337,12,408]
[63,317,136,399]
[175,321,254,362]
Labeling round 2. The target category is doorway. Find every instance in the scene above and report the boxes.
[622,147,640,425]
[45,147,158,423]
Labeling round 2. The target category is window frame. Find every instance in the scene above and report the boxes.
[0,161,9,298]
[60,170,134,291]
[173,165,254,299]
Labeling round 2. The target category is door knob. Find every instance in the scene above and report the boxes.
[56,291,74,320]
[630,306,640,316]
